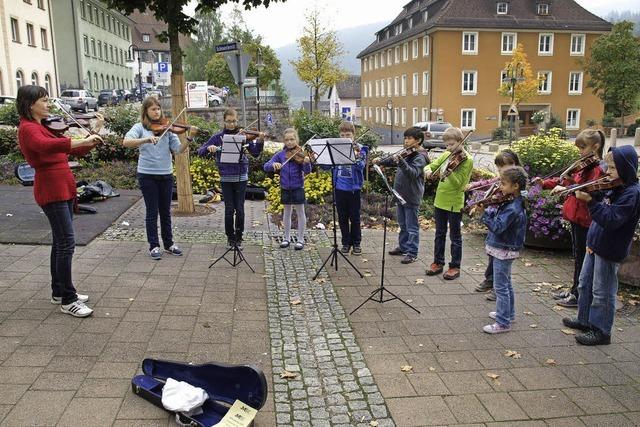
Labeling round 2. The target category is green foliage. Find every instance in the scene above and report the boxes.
[0,128,19,157]
[357,126,381,149]
[187,156,220,194]
[583,21,640,125]
[103,104,139,137]
[183,10,225,81]
[82,134,138,163]
[544,114,567,138]
[75,160,139,189]
[0,155,21,185]
[491,121,509,141]
[186,114,220,154]
[627,118,640,136]
[262,170,332,213]
[511,128,579,177]
[602,112,616,127]
[291,109,341,142]
[586,118,597,127]
[531,110,546,125]
[0,104,19,126]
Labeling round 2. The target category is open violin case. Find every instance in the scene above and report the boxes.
[131,358,268,426]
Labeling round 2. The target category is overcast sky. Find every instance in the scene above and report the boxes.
[185,0,639,48]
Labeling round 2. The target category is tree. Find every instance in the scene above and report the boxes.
[583,21,640,129]
[184,10,225,81]
[103,0,285,213]
[291,8,348,111]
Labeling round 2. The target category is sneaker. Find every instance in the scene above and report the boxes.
[486,289,496,301]
[235,238,244,250]
[150,247,162,260]
[562,317,590,332]
[388,247,404,256]
[351,246,362,256]
[489,311,516,322]
[60,300,93,318]
[443,267,461,280]
[294,242,304,251]
[426,263,444,276]
[227,238,235,249]
[165,244,183,256]
[51,293,89,305]
[557,294,578,308]
[280,240,290,249]
[575,329,611,346]
[401,254,417,264]
[475,279,493,292]
[340,245,350,254]
[483,322,511,334]
[552,289,571,300]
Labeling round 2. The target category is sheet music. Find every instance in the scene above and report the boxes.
[220,134,246,163]
[308,138,356,166]
[373,164,406,206]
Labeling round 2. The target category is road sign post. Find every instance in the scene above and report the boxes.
[220,42,251,127]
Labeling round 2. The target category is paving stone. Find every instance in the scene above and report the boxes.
[1,390,74,425]
[58,397,121,427]
[476,392,528,421]
[563,387,626,415]
[386,396,457,426]
[511,390,584,418]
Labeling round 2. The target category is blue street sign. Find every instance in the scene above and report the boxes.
[158,62,169,73]
[265,112,273,127]
[215,42,239,53]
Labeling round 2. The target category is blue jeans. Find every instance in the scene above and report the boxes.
[433,207,462,268]
[42,200,78,305]
[221,181,247,240]
[577,252,619,336]
[138,173,174,251]
[396,204,419,257]
[493,257,515,327]
[485,255,494,281]
[335,189,362,247]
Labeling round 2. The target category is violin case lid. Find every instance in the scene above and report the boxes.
[131,358,268,427]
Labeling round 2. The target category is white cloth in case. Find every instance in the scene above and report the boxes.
[161,377,209,413]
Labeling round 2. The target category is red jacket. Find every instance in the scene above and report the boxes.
[17,118,91,207]
[542,162,604,228]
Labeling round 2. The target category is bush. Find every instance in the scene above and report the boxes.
[601,112,616,127]
[75,160,138,189]
[526,186,570,240]
[187,156,220,194]
[187,115,220,155]
[0,127,20,157]
[511,128,579,177]
[0,104,19,126]
[291,109,342,142]
[81,133,138,163]
[262,169,332,213]
[627,118,640,137]
[0,155,20,185]
[103,104,140,137]
[586,118,597,127]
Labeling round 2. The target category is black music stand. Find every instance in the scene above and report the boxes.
[350,164,420,314]
[310,138,364,280]
[209,134,254,273]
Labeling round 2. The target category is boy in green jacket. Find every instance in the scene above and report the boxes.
[424,127,473,279]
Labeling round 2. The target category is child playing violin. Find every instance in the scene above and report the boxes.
[124,96,194,260]
[425,127,473,279]
[532,129,605,307]
[264,128,313,250]
[373,127,429,264]
[196,108,264,248]
[465,149,521,300]
[562,146,640,345]
[471,166,529,334]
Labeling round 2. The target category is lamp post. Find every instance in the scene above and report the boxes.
[127,44,142,101]
[386,99,394,145]
[502,62,524,144]
[309,86,313,113]
[255,49,265,132]
[147,50,156,89]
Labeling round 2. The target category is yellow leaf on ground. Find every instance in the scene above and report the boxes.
[504,350,522,359]
[532,288,541,293]
[486,372,500,380]
[545,359,557,365]
[400,365,413,372]
[315,278,327,284]
[553,306,564,311]
[290,299,302,305]
[428,366,436,372]
[370,422,379,427]
[415,278,425,285]
[561,329,576,335]
[280,371,298,379]
[523,311,534,315]
[524,262,533,267]
[529,324,538,328]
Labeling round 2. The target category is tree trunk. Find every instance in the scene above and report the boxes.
[169,22,194,213]
[314,87,319,114]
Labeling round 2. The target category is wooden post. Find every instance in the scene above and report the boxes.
[635,128,640,147]
[610,128,617,148]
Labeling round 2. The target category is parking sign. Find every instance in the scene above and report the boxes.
[158,62,169,73]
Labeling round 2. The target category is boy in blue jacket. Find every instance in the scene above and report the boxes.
[334,122,368,255]
[563,145,640,345]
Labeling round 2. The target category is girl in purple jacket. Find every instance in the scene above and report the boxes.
[264,128,313,250]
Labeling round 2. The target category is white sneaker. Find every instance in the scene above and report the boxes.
[51,293,89,305]
[60,300,93,318]
[150,247,162,260]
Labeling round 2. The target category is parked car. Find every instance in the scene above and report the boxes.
[49,97,72,113]
[0,95,16,105]
[60,89,98,112]
[413,121,453,149]
[97,89,123,106]
[207,90,223,106]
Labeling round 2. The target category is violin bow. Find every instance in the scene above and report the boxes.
[433,129,474,179]
[52,99,95,136]
[280,134,319,168]
[156,107,187,142]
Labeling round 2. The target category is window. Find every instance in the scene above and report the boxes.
[363,58,368,72]
[394,108,399,125]
[91,38,96,57]
[422,108,428,121]
[142,34,150,43]
[380,79,385,97]
[423,10,429,22]
[381,109,385,124]
[375,107,380,123]
[537,3,549,15]
[538,33,553,55]
[108,15,112,32]
[31,72,38,85]
[37,0,44,9]
[80,0,85,18]
[97,41,102,59]
[374,53,379,69]
[395,23,402,35]
[386,108,391,125]
[422,72,429,94]
[502,32,516,54]
[401,108,407,126]
[44,74,51,94]
[363,81,367,98]
[408,17,413,30]
[570,34,585,56]
[380,52,385,68]
[368,81,372,98]
[363,108,367,121]
[387,78,392,97]
[387,49,392,65]
[462,32,478,54]
[462,71,477,94]
[40,28,48,49]
[16,70,24,90]
[401,74,407,96]
[423,36,429,56]
[412,108,418,126]
[110,46,114,62]
[394,76,399,96]
[497,2,508,14]
[120,49,124,66]
[26,23,35,46]
[500,70,513,93]
[88,4,93,22]
[412,73,419,95]
[403,43,408,61]
[83,35,89,55]
[412,39,418,59]
[566,109,580,129]
[394,46,400,63]
[538,71,552,94]
[569,72,583,94]
[375,80,379,97]
[11,18,20,42]
[101,11,105,28]
[461,109,476,130]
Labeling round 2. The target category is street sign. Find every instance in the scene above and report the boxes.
[265,112,273,127]
[507,104,519,116]
[157,62,169,73]
[243,77,257,86]
[224,53,251,86]
[215,42,239,53]
[185,81,208,109]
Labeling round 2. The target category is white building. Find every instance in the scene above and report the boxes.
[0,0,59,96]
[327,75,361,124]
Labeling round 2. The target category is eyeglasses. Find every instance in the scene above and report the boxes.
[224,119,238,124]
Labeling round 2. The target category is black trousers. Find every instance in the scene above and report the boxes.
[335,189,362,247]
[571,222,589,298]
[221,181,247,240]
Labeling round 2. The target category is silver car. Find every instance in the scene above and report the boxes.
[60,89,99,112]
[413,121,452,149]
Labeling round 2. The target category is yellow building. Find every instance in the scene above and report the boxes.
[358,0,612,142]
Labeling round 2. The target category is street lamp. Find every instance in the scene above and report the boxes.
[386,99,394,145]
[255,49,265,132]
[127,44,142,101]
[502,62,525,144]
[309,86,313,114]
[147,50,156,89]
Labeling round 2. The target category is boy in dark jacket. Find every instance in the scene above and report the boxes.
[563,145,640,345]
[196,108,264,248]
[373,127,429,264]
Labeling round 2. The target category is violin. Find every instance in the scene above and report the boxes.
[285,145,306,165]
[559,153,600,181]
[428,130,473,182]
[237,128,265,141]
[557,175,624,198]
[42,112,105,136]
[377,140,422,164]
[149,117,199,136]
[463,192,515,214]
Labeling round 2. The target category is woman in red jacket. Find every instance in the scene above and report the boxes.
[534,129,605,307]
[17,85,102,318]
